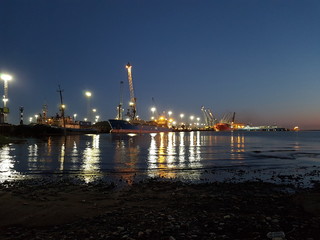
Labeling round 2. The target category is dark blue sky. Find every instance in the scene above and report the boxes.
[1,0,320,129]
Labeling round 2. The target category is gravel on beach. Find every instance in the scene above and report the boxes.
[0,177,320,240]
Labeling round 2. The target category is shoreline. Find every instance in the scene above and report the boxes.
[0,177,319,240]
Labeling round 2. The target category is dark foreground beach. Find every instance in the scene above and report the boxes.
[0,176,319,240]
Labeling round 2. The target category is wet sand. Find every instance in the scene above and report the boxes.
[0,177,320,240]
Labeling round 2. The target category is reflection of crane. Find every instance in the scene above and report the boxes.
[126,63,137,120]
[201,106,217,127]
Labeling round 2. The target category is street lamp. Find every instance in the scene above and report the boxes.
[190,115,194,127]
[151,107,156,119]
[0,73,12,123]
[85,91,92,122]
[73,113,77,121]
[168,111,172,118]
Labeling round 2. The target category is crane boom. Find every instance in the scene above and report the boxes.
[126,63,137,120]
[126,63,135,102]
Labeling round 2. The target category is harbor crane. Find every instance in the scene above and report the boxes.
[201,106,217,128]
[221,112,236,124]
[126,63,137,120]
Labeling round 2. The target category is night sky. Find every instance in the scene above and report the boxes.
[1,0,320,129]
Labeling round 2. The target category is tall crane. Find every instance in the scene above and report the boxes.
[201,106,216,128]
[126,63,137,120]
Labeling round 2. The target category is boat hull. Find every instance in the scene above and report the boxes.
[108,119,171,133]
[214,123,232,131]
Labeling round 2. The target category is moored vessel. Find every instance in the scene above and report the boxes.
[214,122,232,131]
[108,119,171,134]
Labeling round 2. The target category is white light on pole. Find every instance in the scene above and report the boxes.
[0,73,12,123]
[85,91,92,121]
[151,107,156,119]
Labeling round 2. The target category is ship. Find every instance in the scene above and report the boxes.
[214,122,232,131]
[108,63,171,134]
[108,119,171,134]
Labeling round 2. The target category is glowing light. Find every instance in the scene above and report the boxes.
[92,108,97,112]
[0,74,12,81]
[127,133,137,137]
[85,91,92,97]
[151,107,156,112]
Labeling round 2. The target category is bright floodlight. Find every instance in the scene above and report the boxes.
[85,91,92,97]
[0,74,12,81]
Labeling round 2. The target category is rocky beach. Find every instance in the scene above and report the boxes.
[0,176,320,240]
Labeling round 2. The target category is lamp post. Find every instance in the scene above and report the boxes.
[0,73,12,123]
[85,91,92,122]
[180,113,184,127]
[151,107,156,120]
[190,115,194,128]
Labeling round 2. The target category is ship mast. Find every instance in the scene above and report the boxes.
[117,81,124,120]
[126,63,137,120]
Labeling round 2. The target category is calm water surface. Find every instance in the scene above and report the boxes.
[1,131,320,184]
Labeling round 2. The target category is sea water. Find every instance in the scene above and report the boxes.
[1,131,320,185]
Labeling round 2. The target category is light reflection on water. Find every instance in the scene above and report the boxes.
[1,131,320,182]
